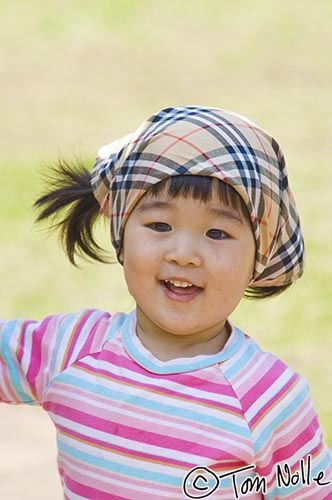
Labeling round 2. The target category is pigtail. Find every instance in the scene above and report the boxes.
[34,159,111,265]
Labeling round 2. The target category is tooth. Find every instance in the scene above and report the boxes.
[165,280,193,288]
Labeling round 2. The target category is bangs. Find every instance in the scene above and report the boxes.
[147,175,251,223]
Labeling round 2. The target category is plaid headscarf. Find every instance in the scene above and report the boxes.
[91,106,304,287]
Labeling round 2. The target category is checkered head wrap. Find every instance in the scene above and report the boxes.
[91,106,304,287]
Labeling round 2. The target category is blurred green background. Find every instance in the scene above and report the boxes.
[1,0,331,461]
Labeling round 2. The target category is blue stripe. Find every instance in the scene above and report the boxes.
[123,314,245,375]
[104,313,127,342]
[0,320,34,402]
[50,315,76,376]
[57,439,181,487]
[223,339,260,379]
[267,452,332,498]
[254,384,308,453]
[57,373,250,438]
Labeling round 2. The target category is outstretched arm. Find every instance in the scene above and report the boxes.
[0,309,110,405]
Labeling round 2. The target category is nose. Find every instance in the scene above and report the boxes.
[164,233,202,267]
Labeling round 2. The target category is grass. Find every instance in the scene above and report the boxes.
[1,0,331,448]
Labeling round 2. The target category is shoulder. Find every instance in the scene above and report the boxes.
[222,326,308,418]
[40,308,128,365]
[0,308,129,403]
[222,332,332,495]
[2,308,129,369]
[222,327,319,453]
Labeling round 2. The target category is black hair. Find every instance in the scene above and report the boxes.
[34,161,290,299]
[146,175,250,220]
[34,159,110,265]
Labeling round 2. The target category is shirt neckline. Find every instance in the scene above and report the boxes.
[121,310,245,375]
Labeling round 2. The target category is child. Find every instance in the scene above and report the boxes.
[1,106,331,499]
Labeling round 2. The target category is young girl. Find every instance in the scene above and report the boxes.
[1,106,331,499]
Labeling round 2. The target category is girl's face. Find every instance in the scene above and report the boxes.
[120,186,256,358]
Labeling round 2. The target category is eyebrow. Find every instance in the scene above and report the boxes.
[137,200,244,224]
[136,200,173,212]
[207,207,244,225]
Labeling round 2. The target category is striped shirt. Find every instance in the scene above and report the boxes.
[1,309,331,499]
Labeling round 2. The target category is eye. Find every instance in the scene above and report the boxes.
[147,222,172,232]
[206,228,228,240]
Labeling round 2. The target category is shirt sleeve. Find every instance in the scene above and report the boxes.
[0,309,111,405]
[249,356,332,499]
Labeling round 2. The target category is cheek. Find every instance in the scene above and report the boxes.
[234,232,256,276]
[123,263,141,301]
[214,243,255,288]
[122,243,157,296]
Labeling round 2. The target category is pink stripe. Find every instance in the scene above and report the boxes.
[257,398,313,457]
[57,422,193,468]
[0,352,19,401]
[89,313,112,353]
[271,417,321,469]
[65,475,127,500]
[62,311,97,369]
[77,354,242,415]
[17,320,38,363]
[25,319,51,397]
[77,311,112,359]
[61,453,182,497]
[50,402,240,462]
[103,346,238,397]
[63,454,248,500]
[259,434,323,480]
[50,393,248,463]
[64,468,145,500]
[240,359,287,411]
[250,373,299,428]
[46,388,250,451]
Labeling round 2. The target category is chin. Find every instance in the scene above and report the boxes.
[156,319,203,336]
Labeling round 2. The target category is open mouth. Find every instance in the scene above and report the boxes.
[161,279,203,296]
